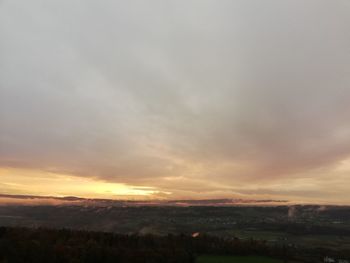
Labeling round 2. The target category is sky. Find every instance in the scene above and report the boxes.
[1,0,350,204]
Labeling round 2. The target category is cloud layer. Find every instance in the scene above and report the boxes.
[1,0,350,203]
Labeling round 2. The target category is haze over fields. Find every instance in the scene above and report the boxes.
[1,0,350,204]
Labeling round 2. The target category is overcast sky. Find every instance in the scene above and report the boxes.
[1,0,350,203]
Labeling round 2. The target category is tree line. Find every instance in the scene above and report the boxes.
[0,227,348,263]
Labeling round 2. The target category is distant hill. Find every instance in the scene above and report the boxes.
[0,193,288,207]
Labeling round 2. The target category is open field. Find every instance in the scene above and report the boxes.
[197,255,283,263]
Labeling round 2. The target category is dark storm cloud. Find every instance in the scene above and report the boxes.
[1,0,350,202]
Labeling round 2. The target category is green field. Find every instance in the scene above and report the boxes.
[197,255,283,263]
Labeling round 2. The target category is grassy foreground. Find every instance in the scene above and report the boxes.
[197,255,283,263]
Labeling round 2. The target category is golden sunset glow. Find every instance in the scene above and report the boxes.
[0,168,163,199]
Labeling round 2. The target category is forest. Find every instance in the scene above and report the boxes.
[0,227,348,263]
